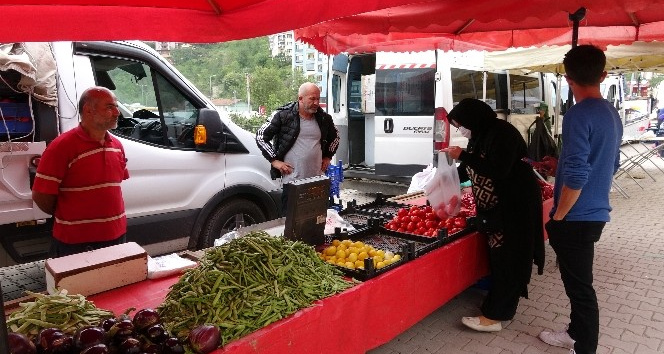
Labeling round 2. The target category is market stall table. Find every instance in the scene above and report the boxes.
[89,231,490,354]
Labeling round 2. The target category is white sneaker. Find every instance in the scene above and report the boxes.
[569,350,576,354]
[538,329,575,349]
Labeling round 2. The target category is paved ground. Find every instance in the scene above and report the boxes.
[3,143,664,354]
[365,142,664,354]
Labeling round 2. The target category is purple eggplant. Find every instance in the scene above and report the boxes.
[79,344,110,354]
[132,309,160,332]
[161,337,185,354]
[74,326,107,350]
[187,325,221,354]
[7,332,37,354]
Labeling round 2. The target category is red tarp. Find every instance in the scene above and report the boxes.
[0,0,418,43]
[295,0,664,54]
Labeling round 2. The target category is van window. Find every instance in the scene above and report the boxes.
[451,69,506,110]
[331,74,341,113]
[90,57,197,149]
[375,68,435,116]
[510,74,541,114]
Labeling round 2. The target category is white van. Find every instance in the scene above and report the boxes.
[0,41,281,266]
[327,50,547,182]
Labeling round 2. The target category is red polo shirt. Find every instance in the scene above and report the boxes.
[33,126,129,244]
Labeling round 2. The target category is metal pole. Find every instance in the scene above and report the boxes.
[566,7,586,111]
[1,281,10,354]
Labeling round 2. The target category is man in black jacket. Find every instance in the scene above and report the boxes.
[256,82,339,214]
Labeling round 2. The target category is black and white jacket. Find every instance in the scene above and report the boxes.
[256,102,339,179]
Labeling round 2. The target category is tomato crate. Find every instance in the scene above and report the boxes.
[349,221,444,259]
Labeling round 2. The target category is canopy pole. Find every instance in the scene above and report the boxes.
[566,7,587,111]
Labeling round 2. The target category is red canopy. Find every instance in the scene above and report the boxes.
[295,0,664,54]
[0,0,418,43]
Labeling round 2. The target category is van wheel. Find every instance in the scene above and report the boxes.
[198,199,266,248]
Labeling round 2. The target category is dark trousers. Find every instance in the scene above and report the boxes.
[546,220,605,354]
[49,234,127,258]
[480,244,523,321]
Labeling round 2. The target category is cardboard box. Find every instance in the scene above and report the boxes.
[45,242,148,296]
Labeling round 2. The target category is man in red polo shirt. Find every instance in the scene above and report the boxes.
[32,86,129,257]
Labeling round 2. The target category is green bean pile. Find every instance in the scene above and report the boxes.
[6,290,115,339]
[158,231,354,345]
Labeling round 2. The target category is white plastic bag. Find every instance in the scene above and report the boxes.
[407,163,436,194]
[423,153,461,219]
[147,253,197,279]
[324,208,356,235]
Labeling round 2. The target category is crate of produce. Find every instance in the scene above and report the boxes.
[317,234,409,281]
[350,219,445,258]
[380,204,477,246]
[0,101,33,135]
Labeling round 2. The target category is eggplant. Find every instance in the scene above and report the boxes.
[132,309,160,332]
[119,337,141,354]
[74,326,107,351]
[79,344,110,354]
[7,332,37,354]
[100,318,117,332]
[187,325,221,354]
[144,324,167,344]
[110,318,135,344]
[161,337,184,354]
[36,328,62,351]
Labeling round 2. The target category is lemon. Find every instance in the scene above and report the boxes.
[326,258,336,264]
[393,254,401,262]
[376,261,386,269]
[332,239,341,246]
[341,239,352,246]
[358,251,368,260]
[354,260,364,269]
[348,253,358,263]
[376,250,385,258]
[345,261,355,269]
[335,249,346,259]
[325,245,337,256]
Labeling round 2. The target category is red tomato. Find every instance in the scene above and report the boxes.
[407,222,416,231]
[398,208,408,217]
[425,212,437,221]
[438,220,447,229]
[423,205,433,213]
[453,217,467,228]
[409,206,419,215]
[445,218,455,228]
[415,227,427,235]
[411,215,422,223]
[425,220,436,229]
[397,227,406,233]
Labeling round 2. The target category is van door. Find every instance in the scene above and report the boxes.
[72,41,226,251]
[327,55,349,166]
[374,51,436,177]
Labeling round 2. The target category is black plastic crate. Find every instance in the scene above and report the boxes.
[350,220,444,259]
[318,231,410,281]
[338,204,386,228]
[351,193,409,219]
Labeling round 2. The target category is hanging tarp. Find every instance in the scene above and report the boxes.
[0,43,57,106]
[295,0,664,55]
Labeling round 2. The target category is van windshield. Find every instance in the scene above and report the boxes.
[375,68,435,116]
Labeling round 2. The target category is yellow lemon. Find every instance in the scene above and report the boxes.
[332,239,341,246]
[369,249,377,257]
[326,258,336,264]
[354,260,364,269]
[336,249,346,259]
[376,250,385,258]
[348,253,358,263]
[376,261,386,269]
[325,245,337,256]
[358,251,368,260]
[393,254,401,262]
[345,261,355,269]
[341,239,352,246]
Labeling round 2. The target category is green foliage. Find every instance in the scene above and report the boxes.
[168,38,313,111]
[228,112,269,134]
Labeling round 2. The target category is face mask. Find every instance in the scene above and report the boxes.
[459,126,472,139]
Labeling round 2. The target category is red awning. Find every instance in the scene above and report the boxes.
[295,0,664,54]
[0,0,419,43]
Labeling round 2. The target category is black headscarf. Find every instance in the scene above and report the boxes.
[448,98,497,133]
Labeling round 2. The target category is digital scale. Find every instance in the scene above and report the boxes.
[283,175,330,246]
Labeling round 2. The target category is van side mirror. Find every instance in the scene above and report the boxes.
[195,108,224,151]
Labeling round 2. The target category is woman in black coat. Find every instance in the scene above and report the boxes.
[442,98,545,332]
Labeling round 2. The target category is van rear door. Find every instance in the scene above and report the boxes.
[374,51,436,177]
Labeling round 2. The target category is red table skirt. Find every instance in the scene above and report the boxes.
[90,232,490,354]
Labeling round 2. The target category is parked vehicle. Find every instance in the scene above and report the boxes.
[326,51,652,182]
[326,50,547,182]
[0,41,281,266]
